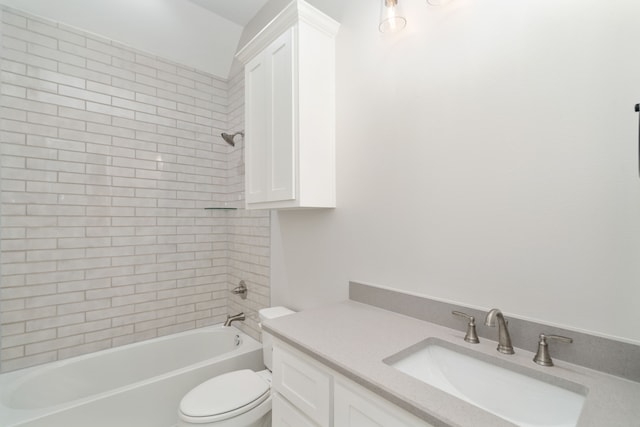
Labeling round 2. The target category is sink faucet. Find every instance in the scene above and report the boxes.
[484,308,514,354]
[224,312,245,327]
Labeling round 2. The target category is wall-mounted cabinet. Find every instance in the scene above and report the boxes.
[236,0,340,209]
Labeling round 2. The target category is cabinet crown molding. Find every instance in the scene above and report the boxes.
[236,0,340,65]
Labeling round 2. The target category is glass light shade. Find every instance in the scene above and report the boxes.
[379,0,407,33]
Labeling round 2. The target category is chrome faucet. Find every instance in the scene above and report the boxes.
[484,308,514,354]
[224,312,245,327]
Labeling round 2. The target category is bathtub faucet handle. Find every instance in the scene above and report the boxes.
[224,312,245,327]
[232,280,248,300]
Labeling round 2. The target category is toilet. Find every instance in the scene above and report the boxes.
[177,307,295,427]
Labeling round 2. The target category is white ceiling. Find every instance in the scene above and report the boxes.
[188,0,268,26]
[0,0,268,78]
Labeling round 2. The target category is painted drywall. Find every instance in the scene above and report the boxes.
[0,0,242,78]
[265,0,640,343]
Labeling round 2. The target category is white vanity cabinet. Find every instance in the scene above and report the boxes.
[235,0,339,209]
[271,340,434,427]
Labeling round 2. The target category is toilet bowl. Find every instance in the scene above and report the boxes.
[177,307,294,427]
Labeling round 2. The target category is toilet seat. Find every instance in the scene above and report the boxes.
[179,370,270,424]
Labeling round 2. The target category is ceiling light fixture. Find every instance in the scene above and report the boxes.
[379,0,406,33]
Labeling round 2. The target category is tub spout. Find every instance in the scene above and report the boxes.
[224,312,245,327]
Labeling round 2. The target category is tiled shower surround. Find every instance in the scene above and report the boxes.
[0,7,270,372]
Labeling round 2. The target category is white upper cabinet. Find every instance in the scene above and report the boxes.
[236,0,340,209]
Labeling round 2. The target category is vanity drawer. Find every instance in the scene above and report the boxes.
[272,343,332,427]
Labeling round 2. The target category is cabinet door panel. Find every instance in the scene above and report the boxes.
[272,345,331,427]
[267,28,295,202]
[245,54,268,203]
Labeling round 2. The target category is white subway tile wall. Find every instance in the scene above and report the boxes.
[0,6,270,372]
[226,69,271,340]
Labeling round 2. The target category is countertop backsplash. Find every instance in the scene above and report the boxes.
[349,281,640,382]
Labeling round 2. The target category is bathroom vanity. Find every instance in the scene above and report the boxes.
[272,338,431,427]
[263,300,640,427]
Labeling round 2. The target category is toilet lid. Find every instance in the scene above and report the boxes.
[180,370,270,419]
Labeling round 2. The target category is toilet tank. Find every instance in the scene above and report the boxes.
[259,306,295,370]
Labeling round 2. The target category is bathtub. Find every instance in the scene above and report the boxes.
[0,325,263,427]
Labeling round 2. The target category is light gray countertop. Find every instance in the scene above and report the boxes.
[262,300,640,427]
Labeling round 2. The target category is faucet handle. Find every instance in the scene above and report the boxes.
[533,333,573,366]
[452,311,480,344]
[232,280,248,300]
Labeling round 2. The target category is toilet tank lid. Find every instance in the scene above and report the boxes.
[258,306,295,321]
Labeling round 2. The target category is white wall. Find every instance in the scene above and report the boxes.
[269,0,640,343]
[0,0,242,78]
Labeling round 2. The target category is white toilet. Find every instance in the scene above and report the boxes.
[177,307,294,427]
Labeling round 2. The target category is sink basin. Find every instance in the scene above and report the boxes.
[384,339,586,427]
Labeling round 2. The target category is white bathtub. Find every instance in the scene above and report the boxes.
[0,325,263,427]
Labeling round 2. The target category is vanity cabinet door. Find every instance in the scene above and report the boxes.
[272,344,332,427]
[334,376,434,427]
[272,391,320,427]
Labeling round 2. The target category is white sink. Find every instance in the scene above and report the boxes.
[384,339,586,427]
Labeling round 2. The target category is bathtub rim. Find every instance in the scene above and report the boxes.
[0,324,262,427]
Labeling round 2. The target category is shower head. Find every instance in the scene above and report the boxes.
[221,131,244,147]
